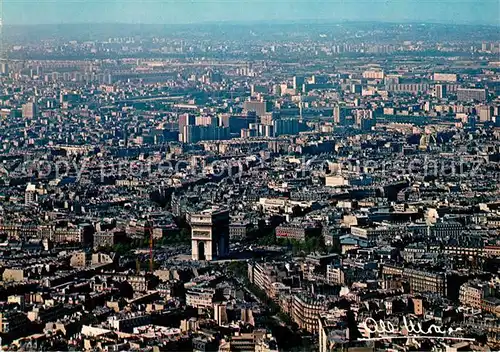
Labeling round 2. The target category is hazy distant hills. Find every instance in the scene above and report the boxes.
[4,22,499,44]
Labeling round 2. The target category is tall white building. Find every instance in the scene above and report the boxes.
[22,102,38,119]
[25,183,37,205]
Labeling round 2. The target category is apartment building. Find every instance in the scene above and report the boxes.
[382,265,447,296]
[247,262,279,295]
[186,286,216,309]
[459,281,491,310]
[291,295,329,334]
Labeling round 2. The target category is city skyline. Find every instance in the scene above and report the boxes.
[6,0,500,26]
[0,0,498,350]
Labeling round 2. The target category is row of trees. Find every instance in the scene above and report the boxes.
[226,262,294,325]
[257,230,339,255]
[106,228,191,256]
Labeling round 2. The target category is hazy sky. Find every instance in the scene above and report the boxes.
[6,0,500,25]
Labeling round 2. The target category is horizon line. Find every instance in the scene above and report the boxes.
[4,19,500,27]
